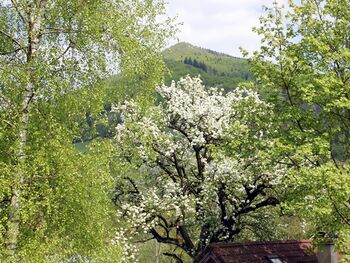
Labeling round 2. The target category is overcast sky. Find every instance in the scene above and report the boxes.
[166,0,287,57]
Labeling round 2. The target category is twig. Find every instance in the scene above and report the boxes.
[0,30,24,49]
[0,47,24,56]
[10,0,26,24]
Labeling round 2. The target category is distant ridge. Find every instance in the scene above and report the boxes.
[162,42,251,92]
[165,42,242,59]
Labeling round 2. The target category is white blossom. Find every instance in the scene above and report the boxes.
[112,76,288,261]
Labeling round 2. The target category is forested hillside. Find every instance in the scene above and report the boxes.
[163,42,251,92]
[82,43,252,142]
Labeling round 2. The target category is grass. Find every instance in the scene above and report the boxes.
[137,240,192,263]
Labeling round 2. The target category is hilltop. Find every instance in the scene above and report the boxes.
[163,42,251,92]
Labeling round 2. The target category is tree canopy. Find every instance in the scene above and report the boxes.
[0,0,174,261]
[112,76,287,262]
[245,0,350,257]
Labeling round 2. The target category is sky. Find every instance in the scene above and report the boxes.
[165,0,287,57]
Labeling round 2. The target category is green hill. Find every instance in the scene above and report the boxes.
[163,42,251,92]
[74,43,253,143]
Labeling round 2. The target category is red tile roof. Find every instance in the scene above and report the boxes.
[195,240,318,263]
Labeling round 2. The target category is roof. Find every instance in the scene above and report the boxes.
[195,240,318,263]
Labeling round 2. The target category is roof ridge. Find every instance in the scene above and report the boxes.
[209,240,312,247]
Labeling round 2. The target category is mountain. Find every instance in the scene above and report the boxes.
[163,42,251,92]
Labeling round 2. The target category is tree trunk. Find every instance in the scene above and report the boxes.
[6,3,43,257]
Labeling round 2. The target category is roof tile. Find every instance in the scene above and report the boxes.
[196,240,318,263]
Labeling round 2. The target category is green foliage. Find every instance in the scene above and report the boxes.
[1,125,120,261]
[247,0,350,258]
[0,0,175,261]
[163,42,252,92]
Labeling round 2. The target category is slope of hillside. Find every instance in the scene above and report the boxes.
[74,43,252,143]
[163,42,251,92]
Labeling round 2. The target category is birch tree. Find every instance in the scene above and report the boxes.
[0,0,174,261]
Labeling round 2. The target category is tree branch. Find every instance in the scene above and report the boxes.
[150,228,184,249]
[125,177,139,194]
[217,183,228,226]
[177,225,194,256]
[1,119,15,128]
[194,146,204,180]
[50,42,72,64]
[238,197,279,215]
[173,152,184,178]
[327,187,350,226]
[0,47,24,56]
[0,30,25,49]
[156,159,177,183]
[10,0,27,24]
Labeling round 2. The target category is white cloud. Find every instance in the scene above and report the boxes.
[166,0,288,57]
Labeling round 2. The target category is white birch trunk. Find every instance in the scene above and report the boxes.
[6,2,44,257]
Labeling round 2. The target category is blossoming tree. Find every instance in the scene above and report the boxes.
[113,76,286,262]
